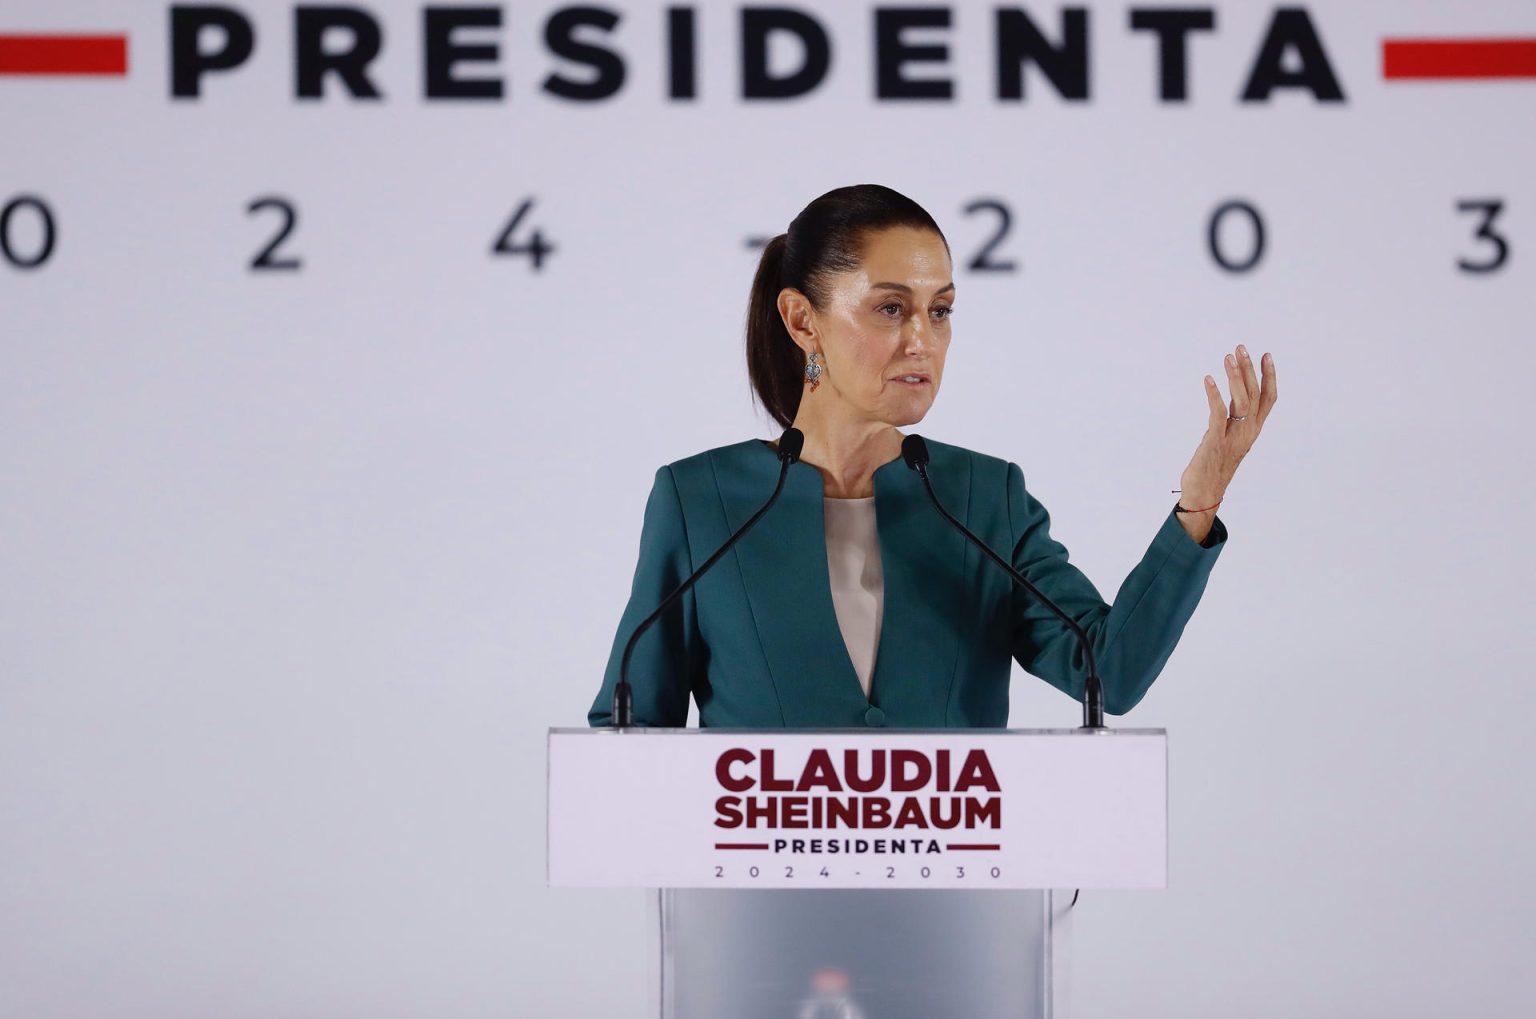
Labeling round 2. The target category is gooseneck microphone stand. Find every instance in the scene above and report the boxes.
[901,434,1106,730]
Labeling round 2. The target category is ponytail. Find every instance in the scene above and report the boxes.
[746,234,801,430]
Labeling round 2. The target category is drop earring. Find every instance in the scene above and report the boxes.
[804,351,823,391]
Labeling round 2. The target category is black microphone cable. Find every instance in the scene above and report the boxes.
[901,434,1107,731]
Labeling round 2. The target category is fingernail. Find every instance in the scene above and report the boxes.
[1238,344,1248,358]
[1225,354,1234,366]
[1263,352,1272,364]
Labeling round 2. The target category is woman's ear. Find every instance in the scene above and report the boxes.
[776,287,818,357]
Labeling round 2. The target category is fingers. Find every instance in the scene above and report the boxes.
[1204,374,1226,430]
[1237,344,1260,406]
[1223,350,1250,418]
[1256,350,1278,424]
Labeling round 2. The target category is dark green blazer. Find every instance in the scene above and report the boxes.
[588,436,1226,728]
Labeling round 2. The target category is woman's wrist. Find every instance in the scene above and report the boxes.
[1173,505,1216,545]
[1173,482,1224,512]
[1172,488,1222,546]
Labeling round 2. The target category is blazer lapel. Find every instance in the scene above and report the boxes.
[868,442,969,722]
[716,441,867,725]
[716,438,969,727]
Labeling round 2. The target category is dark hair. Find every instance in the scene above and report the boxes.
[746,184,950,429]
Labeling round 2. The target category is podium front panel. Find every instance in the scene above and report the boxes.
[659,887,1070,1019]
[549,727,1166,890]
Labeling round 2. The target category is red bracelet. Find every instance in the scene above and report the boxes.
[1172,496,1222,514]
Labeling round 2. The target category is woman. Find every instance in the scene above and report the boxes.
[588,184,1276,728]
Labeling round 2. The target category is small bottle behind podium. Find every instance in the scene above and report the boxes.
[796,967,868,1019]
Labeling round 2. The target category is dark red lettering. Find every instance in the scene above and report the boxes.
[893,798,929,828]
[716,748,755,792]
[797,748,843,791]
[954,750,1001,792]
[714,796,742,829]
[890,749,932,792]
[966,797,1002,829]
[760,749,793,791]
[845,749,885,792]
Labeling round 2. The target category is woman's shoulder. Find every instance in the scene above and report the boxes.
[642,439,774,502]
[918,436,1014,477]
[658,438,771,479]
[666,437,768,467]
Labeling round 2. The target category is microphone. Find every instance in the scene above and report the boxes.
[901,434,1107,730]
[612,427,806,728]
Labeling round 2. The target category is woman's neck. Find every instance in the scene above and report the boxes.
[785,406,905,499]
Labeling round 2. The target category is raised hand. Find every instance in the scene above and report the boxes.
[1175,344,1277,537]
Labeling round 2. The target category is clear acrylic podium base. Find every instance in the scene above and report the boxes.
[655,888,1074,1019]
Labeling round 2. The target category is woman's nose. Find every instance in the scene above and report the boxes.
[904,316,934,353]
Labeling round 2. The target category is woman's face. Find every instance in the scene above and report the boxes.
[781,225,954,428]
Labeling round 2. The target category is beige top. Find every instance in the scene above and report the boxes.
[822,496,885,699]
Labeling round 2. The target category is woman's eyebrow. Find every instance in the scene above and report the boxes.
[870,281,956,296]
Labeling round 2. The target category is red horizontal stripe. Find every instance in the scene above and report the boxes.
[946,843,1001,851]
[714,843,770,851]
[1383,38,1536,79]
[0,34,127,76]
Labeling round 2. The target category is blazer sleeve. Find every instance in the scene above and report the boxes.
[1006,461,1226,716]
[587,465,702,727]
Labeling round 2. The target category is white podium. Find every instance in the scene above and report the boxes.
[548,727,1167,1018]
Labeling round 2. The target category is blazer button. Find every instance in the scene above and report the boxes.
[864,706,886,727]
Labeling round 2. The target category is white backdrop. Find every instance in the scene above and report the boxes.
[3,1,1534,1016]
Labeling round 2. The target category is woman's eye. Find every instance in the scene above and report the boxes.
[881,303,953,319]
